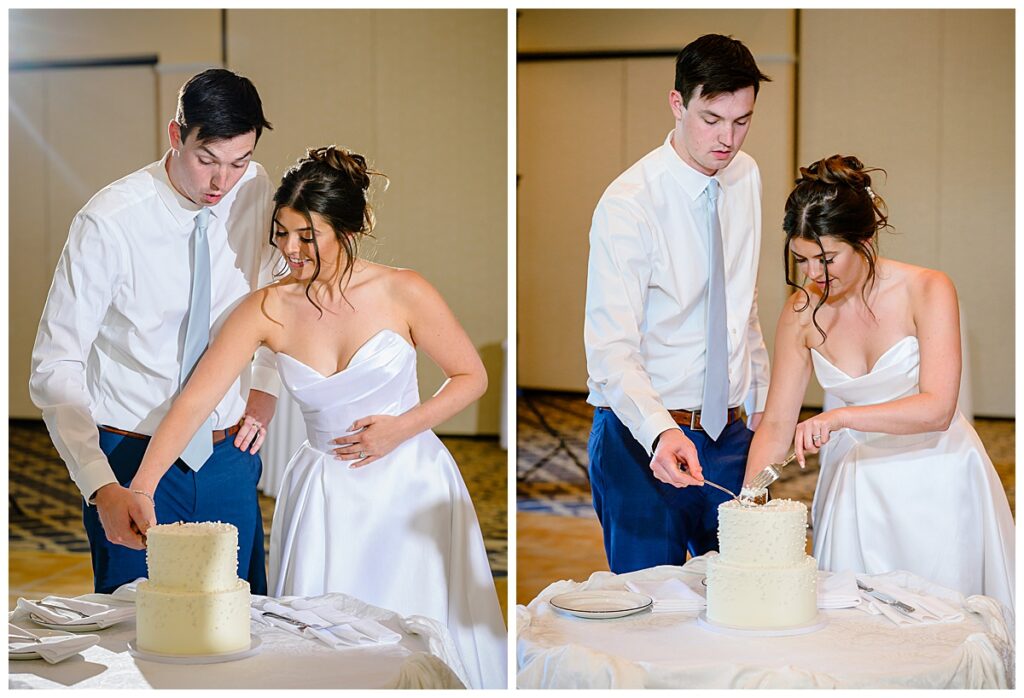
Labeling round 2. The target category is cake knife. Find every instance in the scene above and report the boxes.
[675,463,744,504]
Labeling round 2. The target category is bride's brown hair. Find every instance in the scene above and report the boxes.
[270,145,387,314]
[783,154,891,342]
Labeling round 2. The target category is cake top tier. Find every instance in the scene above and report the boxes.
[720,499,807,516]
[147,521,238,537]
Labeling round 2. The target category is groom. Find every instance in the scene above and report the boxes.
[30,69,280,594]
[585,34,772,573]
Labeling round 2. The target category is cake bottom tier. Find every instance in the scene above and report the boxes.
[705,555,818,629]
[136,579,251,655]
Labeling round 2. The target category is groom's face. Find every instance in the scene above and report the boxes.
[669,85,755,177]
[166,121,257,207]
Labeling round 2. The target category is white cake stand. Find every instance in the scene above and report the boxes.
[127,635,262,664]
[697,612,827,637]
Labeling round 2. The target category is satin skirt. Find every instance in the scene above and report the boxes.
[268,431,507,689]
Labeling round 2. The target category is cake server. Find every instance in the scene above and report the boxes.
[856,580,915,614]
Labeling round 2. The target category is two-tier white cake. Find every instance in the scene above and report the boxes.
[705,499,818,629]
[136,521,251,655]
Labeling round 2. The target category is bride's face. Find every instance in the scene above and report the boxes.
[789,235,864,299]
[273,206,343,282]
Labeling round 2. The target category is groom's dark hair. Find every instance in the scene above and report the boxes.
[175,69,273,144]
[674,34,770,106]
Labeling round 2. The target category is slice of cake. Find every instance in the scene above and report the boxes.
[136,521,251,655]
[705,499,818,629]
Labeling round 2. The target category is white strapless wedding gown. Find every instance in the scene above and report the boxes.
[810,335,1015,624]
[267,330,506,689]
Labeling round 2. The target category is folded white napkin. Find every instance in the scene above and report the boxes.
[14,595,135,629]
[625,578,705,613]
[110,578,146,602]
[817,570,860,609]
[856,577,964,626]
[8,623,99,664]
[251,599,402,649]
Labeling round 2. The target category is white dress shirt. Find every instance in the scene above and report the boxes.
[30,151,282,500]
[585,132,771,453]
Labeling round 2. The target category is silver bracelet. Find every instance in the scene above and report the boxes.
[131,489,155,506]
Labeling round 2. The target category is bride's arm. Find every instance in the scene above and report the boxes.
[744,293,813,484]
[334,270,487,467]
[128,290,275,510]
[804,271,960,449]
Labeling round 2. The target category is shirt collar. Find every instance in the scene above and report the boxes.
[660,130,717,202]
[152,150,221,228]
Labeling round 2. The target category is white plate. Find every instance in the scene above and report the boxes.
[697,611,827,637]
[9,628,73,660]
[127,635,262,664]
[550,590,653,619]
[28,613,113,633]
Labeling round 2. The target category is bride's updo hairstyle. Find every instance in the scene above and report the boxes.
[782,154,891,341]
[271,145,386,313]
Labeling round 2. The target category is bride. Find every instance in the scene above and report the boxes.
[744,154,1014,623]
[127,146,506,688]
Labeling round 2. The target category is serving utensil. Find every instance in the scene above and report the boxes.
[856,580,915,614]
[676,463,747,505]
[745,452,798,494]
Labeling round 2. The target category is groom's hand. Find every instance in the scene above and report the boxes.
[650,428,703,488]
[93,484,147,550]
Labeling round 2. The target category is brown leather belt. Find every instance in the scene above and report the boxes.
[99,423,242,445]
[667,406,746,431]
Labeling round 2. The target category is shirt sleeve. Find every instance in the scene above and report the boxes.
[745,286,771,413]
[584,196,677,454]
[29,212,125,502]
[248,176,282,398]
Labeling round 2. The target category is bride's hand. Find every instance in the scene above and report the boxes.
[794,409,848,466]
[331,415,411,468]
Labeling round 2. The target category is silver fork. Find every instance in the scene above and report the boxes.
[34,601,91,618]
[746,452,798,493]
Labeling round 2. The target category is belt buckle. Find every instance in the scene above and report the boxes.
[690,410,700,431]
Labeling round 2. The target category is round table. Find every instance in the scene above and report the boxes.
[517,556,1013,688]
[10,592,465,689]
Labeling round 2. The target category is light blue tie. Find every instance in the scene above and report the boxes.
[701,179,729,440]
[179,208,214,470]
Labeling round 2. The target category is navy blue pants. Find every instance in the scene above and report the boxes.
[588,408,753,574]
[83,429,267,595]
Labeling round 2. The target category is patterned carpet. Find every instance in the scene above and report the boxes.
[9,420,507,578]
[517,390,1016,525]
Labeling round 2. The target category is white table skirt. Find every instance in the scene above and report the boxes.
[517,556,1014,689]
[10,592,465,689]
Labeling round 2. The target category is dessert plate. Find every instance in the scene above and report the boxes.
[127,635,262,664]
[550,590,653,619]
[697,612,827,637]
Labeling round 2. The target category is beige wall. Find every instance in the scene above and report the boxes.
[9,9,507,434]
[517,8,1013,417]
[799,9,1013,415]
[517,9,796,395]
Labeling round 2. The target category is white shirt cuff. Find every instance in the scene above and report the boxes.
[77,459,118,505]
[637,411,680,456]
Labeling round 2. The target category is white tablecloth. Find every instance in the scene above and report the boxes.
[517,556,1013,689]
[10,592,465,689]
